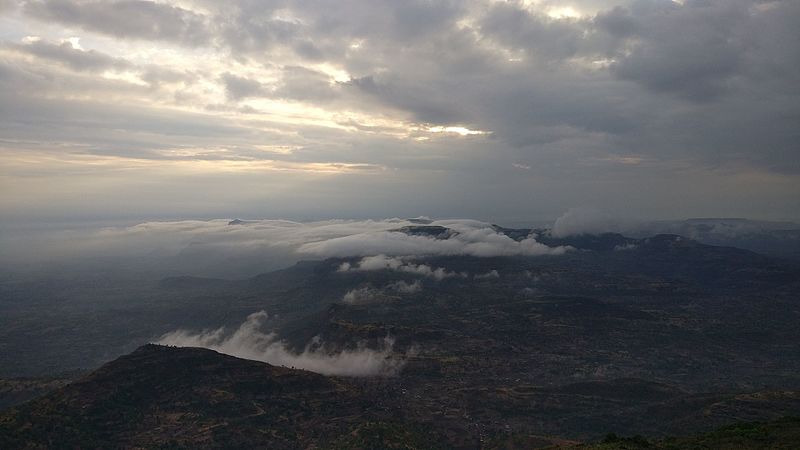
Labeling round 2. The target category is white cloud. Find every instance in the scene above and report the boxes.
[475,269,500,279]
[341,278,423,304]
[299,219,570,258]
[341,254,466,280]
[551,207,621,237]
[157,310,403,376]
[2,218,568,277]
[342,286,384,304]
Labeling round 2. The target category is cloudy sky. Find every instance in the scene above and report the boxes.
[0,0,798,224]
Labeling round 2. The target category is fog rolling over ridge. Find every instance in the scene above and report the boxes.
[157,311,404,377]
[4,213,800,446]
[0,216,572,278]
[2,210,798,279]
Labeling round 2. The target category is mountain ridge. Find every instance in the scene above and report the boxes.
[2,344,800,449]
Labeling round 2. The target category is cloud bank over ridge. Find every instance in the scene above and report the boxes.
[300,219,567,259]
[0,217,568,278]
[338,255,467,280]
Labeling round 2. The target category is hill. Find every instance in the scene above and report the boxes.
[0,344,444,449]
[2,231,800,446]
[560,416,800,450]
[1,345,799,449]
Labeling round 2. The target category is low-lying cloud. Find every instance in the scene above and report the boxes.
[157,311,403,377]
[551,208,623,237]
[342,279,423,304]
[299,219,569,258]
[339,254,466,280]
[475,269,500,279]
[1,217,569,278]
[342,285,384,304]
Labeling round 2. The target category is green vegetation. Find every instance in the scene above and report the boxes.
[2,235,800,447]
[331,421,446,450]
[569,417,800,450]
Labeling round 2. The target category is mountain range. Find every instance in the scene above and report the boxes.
[1,225,800,447]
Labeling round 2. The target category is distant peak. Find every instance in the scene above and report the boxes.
[685,218,748,222]
[392,225,454,239]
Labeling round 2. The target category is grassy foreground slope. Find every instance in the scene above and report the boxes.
[1,344,799,449]
[562,416,800,449]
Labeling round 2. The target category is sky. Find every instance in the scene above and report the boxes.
[0,0,798,225]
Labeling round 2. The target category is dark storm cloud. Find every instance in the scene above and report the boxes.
[2,0,799,221]
[480,2,593,62]
[344,75,469,124]
[13,1,800,163]
[298,0,464,46]
[595,1,800,102]
[0,0,17,13]
[0,89,270,159]
[604,1,748,100]
[139,66,196,88]
[220,73,266,101]
[5,39,132,72]
[274,66,338,103]
[23,0,211,45]
[220,67,340,104]
[217,12,301,57]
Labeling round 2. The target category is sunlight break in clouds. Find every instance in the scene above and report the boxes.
[157,311,404,377]
[0,0,797,222]
[426,126,488,136]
